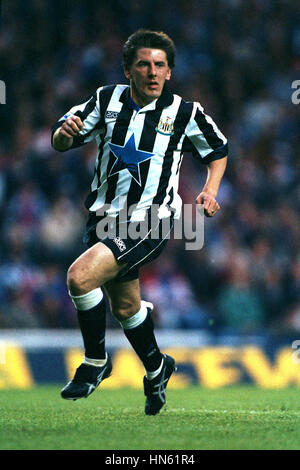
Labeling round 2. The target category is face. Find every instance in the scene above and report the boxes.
[124,48,171,107]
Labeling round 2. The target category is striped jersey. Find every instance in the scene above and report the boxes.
[51,84,228,221]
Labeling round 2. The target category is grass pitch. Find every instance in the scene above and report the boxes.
[1,386,300,450]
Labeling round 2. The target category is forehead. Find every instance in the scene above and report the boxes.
[134,48,168,63]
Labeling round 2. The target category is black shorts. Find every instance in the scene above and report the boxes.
[83,213,174,282]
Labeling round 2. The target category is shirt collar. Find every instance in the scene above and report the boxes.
[120,85,174,110]
[128,96,141,111]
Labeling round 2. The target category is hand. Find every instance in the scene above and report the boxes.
[59,115,84,139]
[196,190,220,217]
[52,115,84,151]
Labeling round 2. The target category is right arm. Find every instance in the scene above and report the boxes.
[51,88,102,152]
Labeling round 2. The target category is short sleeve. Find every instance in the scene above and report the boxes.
[184,102,228,164]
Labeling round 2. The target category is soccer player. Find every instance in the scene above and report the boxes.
[51,29,228,415]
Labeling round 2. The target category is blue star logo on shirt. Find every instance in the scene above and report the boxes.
[108,133,155,185]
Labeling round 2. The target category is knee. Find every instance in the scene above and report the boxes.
[67,261,88,296]
[111,299,141,321]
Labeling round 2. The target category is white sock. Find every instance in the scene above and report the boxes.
[119,301,149,329]
[146,358,164,380]
[83,353,107,368]
[70,287,103,311]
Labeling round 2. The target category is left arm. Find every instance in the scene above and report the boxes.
[184,101,228,216]
[196,155,227,217]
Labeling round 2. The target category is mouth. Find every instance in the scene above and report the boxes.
[147,82,159,89]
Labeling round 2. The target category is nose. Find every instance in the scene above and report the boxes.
[148,63,157,77]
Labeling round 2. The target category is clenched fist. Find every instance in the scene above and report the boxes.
[59,114,84,139]
[196,190,220,217]
[52,114,84,151]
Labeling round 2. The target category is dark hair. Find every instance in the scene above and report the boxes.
[123,29,176,69]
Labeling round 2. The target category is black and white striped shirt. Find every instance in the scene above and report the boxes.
[52,84,228,221]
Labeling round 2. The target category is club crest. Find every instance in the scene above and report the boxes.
[155,116,174,136]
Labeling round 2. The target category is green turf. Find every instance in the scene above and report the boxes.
[0,386,300,450]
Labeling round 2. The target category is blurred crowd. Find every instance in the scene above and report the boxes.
[0,0,299,334]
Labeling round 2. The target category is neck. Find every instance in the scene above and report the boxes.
[130,83,157,108]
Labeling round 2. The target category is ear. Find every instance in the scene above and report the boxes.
[124,65,131,80]
[166,68,171,81]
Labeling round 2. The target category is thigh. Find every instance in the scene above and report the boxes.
[103,277,141,320]
[101,217,174,282]
[68,241,127,295]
